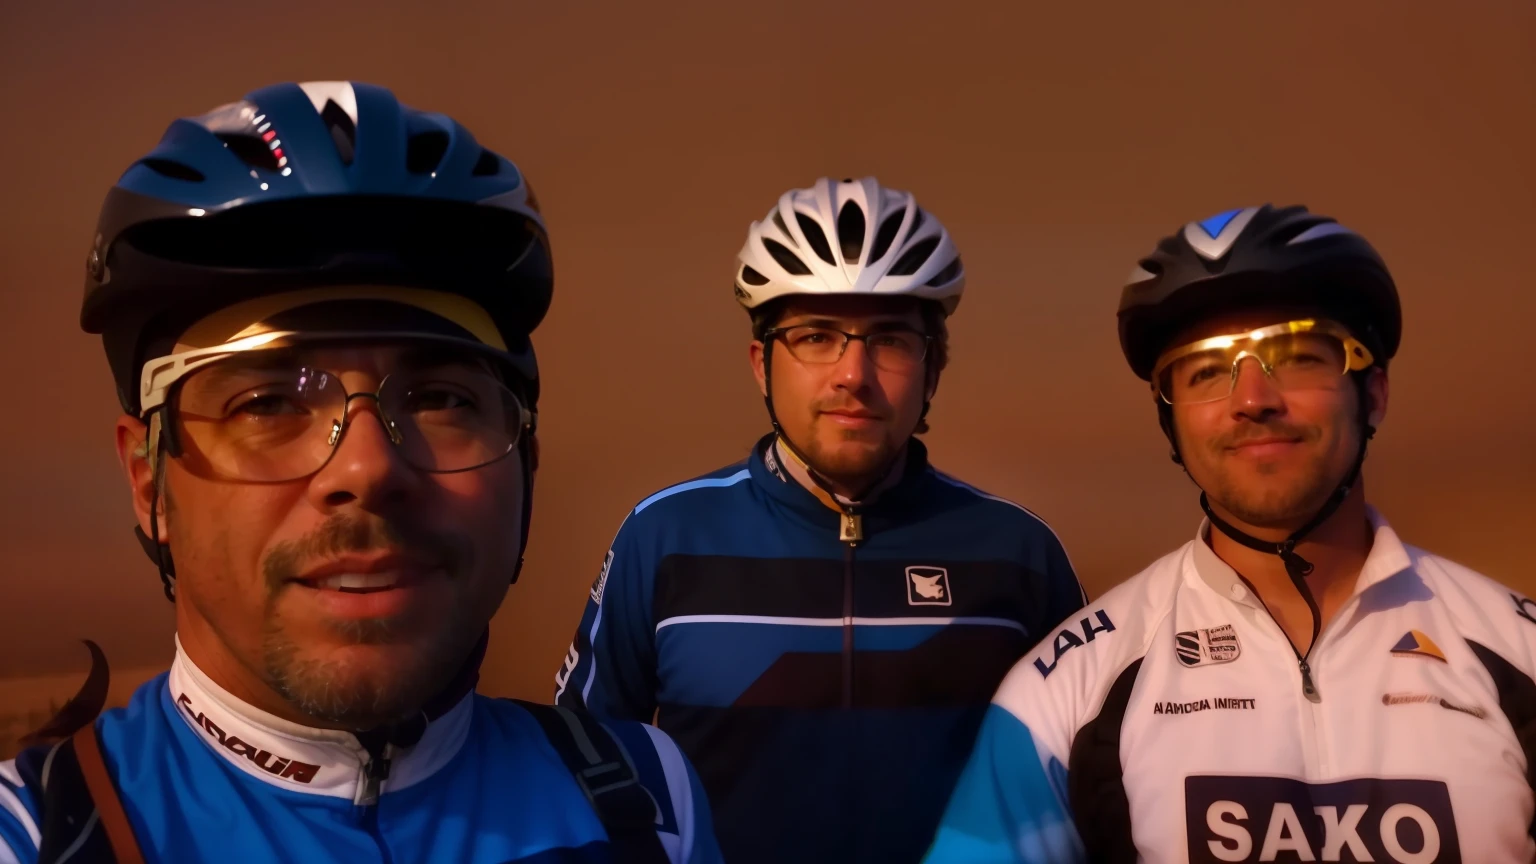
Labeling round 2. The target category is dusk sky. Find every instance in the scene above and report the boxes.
[2,0,1531,702]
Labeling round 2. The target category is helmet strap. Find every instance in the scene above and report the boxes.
[760,340,900,507]
[1199,379,1375,583]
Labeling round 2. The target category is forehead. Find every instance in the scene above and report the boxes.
[774,294,925,326]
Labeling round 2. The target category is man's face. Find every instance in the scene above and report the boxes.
[117,343,527,729]
[1167,311,1388,529]
[749,295,935,491]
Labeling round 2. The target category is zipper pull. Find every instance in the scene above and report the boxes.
[840,512,863,544]
[1299,660,1320,703]
[359,745,393,805]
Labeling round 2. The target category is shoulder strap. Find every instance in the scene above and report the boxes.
[512,700,672,864]
[70,724,146,864]
[32,726,144,864]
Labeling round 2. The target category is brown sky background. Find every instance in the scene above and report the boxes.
[1,1,1532,708]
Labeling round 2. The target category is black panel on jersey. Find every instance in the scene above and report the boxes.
[1068,657,1144,864]
[1467,639,1536,840]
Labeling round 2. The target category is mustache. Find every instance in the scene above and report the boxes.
[262,515,467,590]
[1214,422,1318,450]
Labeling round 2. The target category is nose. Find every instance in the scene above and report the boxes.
[831,337,876,391]
[1229,355,1286,421]
[306,398,420,512]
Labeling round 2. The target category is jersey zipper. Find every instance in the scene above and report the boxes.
[357,741,397,864]
[840,508,861,709]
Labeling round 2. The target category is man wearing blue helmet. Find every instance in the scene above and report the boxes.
[923,205,1536,862]
[0,81,722,864]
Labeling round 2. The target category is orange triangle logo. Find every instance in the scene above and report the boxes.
[1390,629,1447,662]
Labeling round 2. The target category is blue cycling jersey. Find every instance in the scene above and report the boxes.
[556,434,1086,864]
[0,644,722,864]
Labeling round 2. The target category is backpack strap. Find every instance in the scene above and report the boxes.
[70,724,145,864]
[512,700,672,864]
[32,724,146,864]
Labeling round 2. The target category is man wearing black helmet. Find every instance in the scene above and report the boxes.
[923,206,1536,862]
[0,81,721,864]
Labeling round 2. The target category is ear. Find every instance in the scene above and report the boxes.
[924,365,940,403]
[526,432,541,476]
[749,340,768,398]
[1364,367,1389,429]
[115,414,167,544]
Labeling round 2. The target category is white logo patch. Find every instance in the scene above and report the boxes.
[590,550,614,604]
[906,566,952,606]
[1176,623,1242,667]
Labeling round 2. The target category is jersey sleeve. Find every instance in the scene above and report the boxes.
[925,573,1154,864]
[0,758,42,864]
[922,669,1084,862]
[555,515,659,721]
[635,725,725,864]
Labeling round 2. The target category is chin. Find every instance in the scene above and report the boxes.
[263,627,460,726]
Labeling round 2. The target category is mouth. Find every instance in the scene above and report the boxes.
[820,409,883,425]
[1226,437,1304,457]
[290,555,438,595]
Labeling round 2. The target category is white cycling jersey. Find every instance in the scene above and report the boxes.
[924,506,1536,863]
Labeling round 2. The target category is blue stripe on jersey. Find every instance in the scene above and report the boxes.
[922,704,1083,863]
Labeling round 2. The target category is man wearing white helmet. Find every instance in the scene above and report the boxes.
[556,178,1086,864]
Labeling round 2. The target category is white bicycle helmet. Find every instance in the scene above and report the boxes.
[734,177,964,316]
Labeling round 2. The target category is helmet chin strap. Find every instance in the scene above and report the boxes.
[1192,383,1376,582]
[759,343,918,508]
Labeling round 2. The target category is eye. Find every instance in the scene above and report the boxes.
[1186,364,1226,386]
[229,392,308,418]
[405,387,476,413]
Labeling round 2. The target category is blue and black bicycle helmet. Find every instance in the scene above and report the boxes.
[81,80,551,416]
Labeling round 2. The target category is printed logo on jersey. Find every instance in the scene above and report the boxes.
[1390,630,1447,663]
[1034,610,1115,678]
[1176,623,1242,668]
[1381,691,1488,720]
[590,550,614,604]
[176,691,321,784]
[906,566,952,606]
[1153,696,1255,715]
[1186,775,1458,863]
[763,444,788,482]
[1512,592,1536,628]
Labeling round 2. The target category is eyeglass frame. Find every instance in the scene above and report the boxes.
[137,330,535,478]
[760,324,934,370]
[1149,317,1376,405]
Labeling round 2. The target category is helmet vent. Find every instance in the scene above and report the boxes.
[406,131,450,174]
[472,149,501,177]
[889,237,939,277]
[216,134,281,172]
[763,239,812,275]
[794,212,836,265]
[140,158,205,183]
[771,211,795,246]
[836,201,865,264]
[740,266,770,286]
[869,211,904,262]
[924,256,962,287]
[320,99,356,165]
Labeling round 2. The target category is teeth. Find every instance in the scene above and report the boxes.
[314,573,400,591]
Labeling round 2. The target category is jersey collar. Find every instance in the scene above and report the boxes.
[165,638,473,803]
[1190,504,1415,608]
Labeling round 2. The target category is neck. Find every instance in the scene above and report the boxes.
[773,436,907,509]
[1207,483,1375,619]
